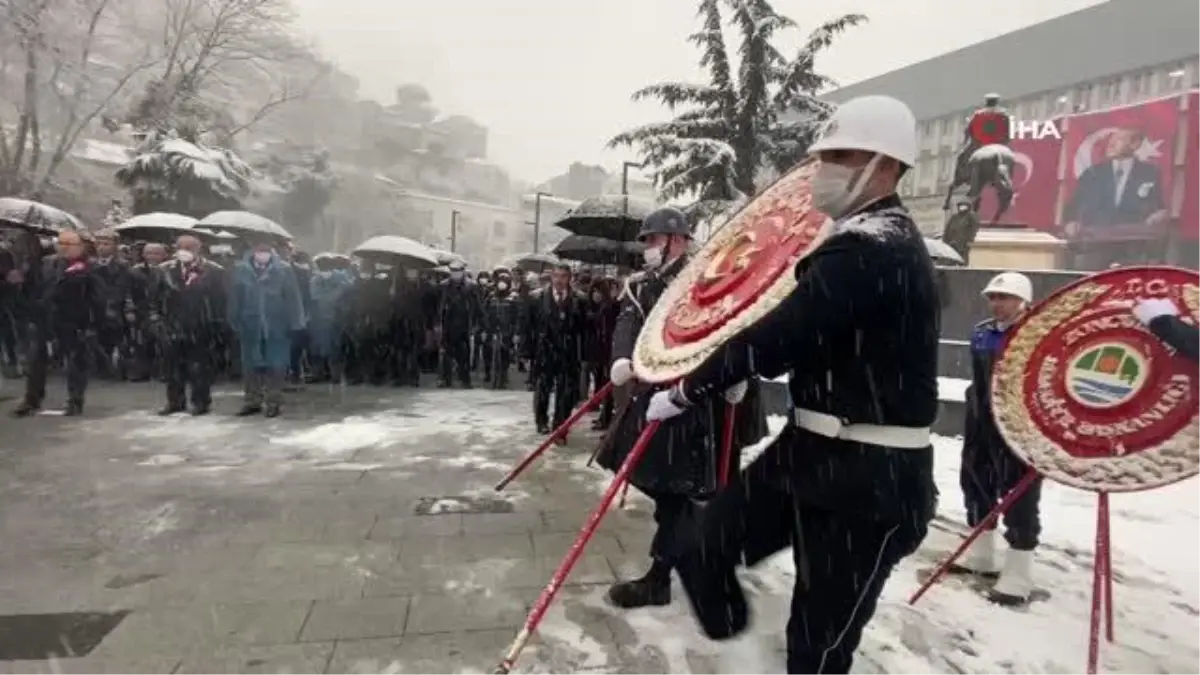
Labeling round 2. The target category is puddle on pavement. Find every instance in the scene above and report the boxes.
[0,610,129,659]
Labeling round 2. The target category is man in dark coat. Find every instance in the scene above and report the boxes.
[584,277,620,430]
[531,262,585,433]
[438,262,478,388]
[12,230,106,417]
[91,229,140,380]
[484,269,520,389]
[644,96,937,674]
[128,242,168,381]
[1133,296,1199,361]
[152,235,227,415]
[596,207,757,609]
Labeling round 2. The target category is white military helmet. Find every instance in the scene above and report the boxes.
[808,95,918,167]
[981,271,1033,304]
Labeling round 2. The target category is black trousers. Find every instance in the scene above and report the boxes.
[648,493,693,561]
[440,334,471,386]
[164,338,214,408]
[534,364,578,428]
[960,436,1043,550]
[667,427,930,674]
[288,329,309,380]
[94,322,124,378]
[489,339,512,389]
[588,361,613,424]
[24,327,89,407]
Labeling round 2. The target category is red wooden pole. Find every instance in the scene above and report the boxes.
[494,381,614,491]
[909,469,1040,605]
[1087,491,1109,674]
[493,420,662,674]
[1100,492,1115,642]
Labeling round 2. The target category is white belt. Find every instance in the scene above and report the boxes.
[792,408,931,449]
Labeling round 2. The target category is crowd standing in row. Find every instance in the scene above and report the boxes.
[0,227,624,425]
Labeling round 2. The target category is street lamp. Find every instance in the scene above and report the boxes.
[621,161,644,195]
[526,191,552,252]
[450,210,460,253]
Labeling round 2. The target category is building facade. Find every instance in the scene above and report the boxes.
[820,0,1199,234]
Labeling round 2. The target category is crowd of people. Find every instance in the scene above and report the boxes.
[0,226,624,424]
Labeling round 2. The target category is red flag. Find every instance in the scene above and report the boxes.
[1181,92,1199,240]
[977,125,1063,229]
[1060,96,1178,232]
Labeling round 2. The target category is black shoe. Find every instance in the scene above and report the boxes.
[236,404,263,416]
[11,401,39,418]
[590,419,607,431]
[63,401,84,417]
[157,404,186,416]
[190,403,211,416]
[606,563,672,609]
[536,423,550,434]
[264,404,281,418]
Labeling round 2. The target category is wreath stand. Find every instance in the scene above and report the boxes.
[908,468,1115,674]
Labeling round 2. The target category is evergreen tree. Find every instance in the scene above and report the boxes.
[609,0,863,211]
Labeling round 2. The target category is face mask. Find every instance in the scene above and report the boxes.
[812,155,881,220]
[643,246,663,269]
[450,272,464,281]
[497,282,509,292]
[253,251,271,265]
[175,250,196,264]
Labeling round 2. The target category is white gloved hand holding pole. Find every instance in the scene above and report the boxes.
[646,390,687,421]
[723,381,748,404]
[610,358,635,386]
[1132,297,1179,326]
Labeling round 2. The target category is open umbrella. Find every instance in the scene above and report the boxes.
[553,195,653,242]
[924,237,966,266]
[501,252,560,274]
[197,210,292,241]
[353,235,439,268]
[114,212,200,243]
[194,228,239,240]
[0,197,83,233]
[428,247,466,268]
[553,234,645,268]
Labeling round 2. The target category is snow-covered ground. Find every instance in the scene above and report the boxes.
[547,416,1199,674]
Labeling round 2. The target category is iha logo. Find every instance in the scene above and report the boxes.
[970,111,1063,145]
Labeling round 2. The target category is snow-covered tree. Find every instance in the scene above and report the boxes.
[256,147,338,238]
[115,130,253,216]
[609,0,864,207]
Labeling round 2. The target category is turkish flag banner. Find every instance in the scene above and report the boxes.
[978,124,1063,229]
[1181,92,1199,240]
[1060,97,1178,234]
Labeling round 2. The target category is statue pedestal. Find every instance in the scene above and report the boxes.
[969,227,1066,270]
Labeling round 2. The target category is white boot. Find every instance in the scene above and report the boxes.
[991,548,1035,604]
[954,529,1001,574]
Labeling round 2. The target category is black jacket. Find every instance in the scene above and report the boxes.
[32,257,106,333]
[677,195,939,518]
[1149,314,1199,361]
[151,259,228,339]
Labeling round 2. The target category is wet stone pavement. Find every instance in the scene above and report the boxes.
[0,379,769,674]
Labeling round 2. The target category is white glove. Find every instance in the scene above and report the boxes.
[646,390,686,422]
[723,380,748,404]
[1132,298,1179,326]
[610,358,634,386]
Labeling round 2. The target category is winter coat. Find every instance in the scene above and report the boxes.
[597,255,763,498]
[151,258,227,342]
[91,257,141,326]
[438,279,478,338]
[308,269,352,357]
[531,286,586,371]
[29,256,106,336]
[229,252,304,371]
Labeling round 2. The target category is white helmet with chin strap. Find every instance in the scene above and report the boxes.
[808,95,918,168]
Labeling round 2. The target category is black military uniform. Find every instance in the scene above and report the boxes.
[438,263,478,388]
[484,270,520,389]
[656,196,939,673]
[472,270,493,376]
[91,240,140,380]
[596,207,762,609]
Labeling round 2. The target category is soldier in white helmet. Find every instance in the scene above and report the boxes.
[954,271,1041,606]
[644,95,939,673]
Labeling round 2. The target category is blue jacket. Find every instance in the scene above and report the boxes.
[965,318,1008,452]
[229,252,304,370]
[308,269,352,357]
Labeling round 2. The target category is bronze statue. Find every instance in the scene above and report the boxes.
[942,93,1014,223]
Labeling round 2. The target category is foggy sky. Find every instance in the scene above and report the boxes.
[291,0,1106,184]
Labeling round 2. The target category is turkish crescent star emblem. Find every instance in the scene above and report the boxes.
[1074,127,1118,178]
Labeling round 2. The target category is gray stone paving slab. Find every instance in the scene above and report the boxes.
[175,642,335,674]
[300,596,412,642]
[460,509,547,535]
[404,587,529,634]
[394,532,535,565]
[0,654,182,674]
[88,600,313,660]
[369,513,464,539]
[532,531,626,560]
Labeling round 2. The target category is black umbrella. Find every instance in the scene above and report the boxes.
[500,252,560,273]
[553,195,653,242]
[0,197,83,233]
[553,234,645,268]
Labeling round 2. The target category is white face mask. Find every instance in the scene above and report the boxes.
[175,249,196,264]
[643,246,663,269]
[497,282,509,291]
[812,155,881,220]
